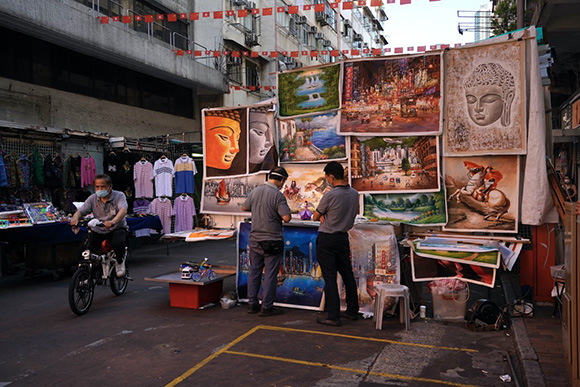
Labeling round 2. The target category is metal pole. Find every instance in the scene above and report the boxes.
[517,0,524,29]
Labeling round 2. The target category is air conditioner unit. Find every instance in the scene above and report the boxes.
[309,25,318,34]
[323,40,332,47]
[232,0,248,6]
[297,15,307,24]
[245,32,259,46]
[344,19,351,27]
[314,32,324,40]
[315,12,329,26]
[353,33,363,41]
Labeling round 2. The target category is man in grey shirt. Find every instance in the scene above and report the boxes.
[70,174,129,277]
[313,162,359,326]
[242,167,291,316]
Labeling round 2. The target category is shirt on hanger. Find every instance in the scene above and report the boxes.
[154,157,174,197]
[174,155,197,194]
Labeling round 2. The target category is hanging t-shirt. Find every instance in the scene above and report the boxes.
[69,154,82,188]
[154,157,174,197]
[174,155,197,194]
[104,151,121,187]
[134,160,154,198]
[81,154,97,188]
[133,198,152,238]
[173,194,196,232]
[150,197,173,235]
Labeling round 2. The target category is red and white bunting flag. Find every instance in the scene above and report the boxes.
[99,17,110,24]
[156,14,164,20]
[270,51,278,58]
[331,50,340,56]
[407,46,414,51]
[213,11,223,19]
[454,43,462,47]
[441,44,450,49]
[242,51,250,56]
[249,86,256,91]
[226,10,235,17]
[194,50,202,56]
[202,12,210,18]
[314,4,325,12]
[342,2,354,10]
[386,0,395,3]
[394,47,403,53]
[122,15,132,23]
[232,51,240,57]
[330,3,339,8]
[205,50,211,55]
[310,51,318,57]
[251,8,260,15]
[358,0,367,6]
[167,14,177,22]
[213,51,221,57]
[223,51,230,56]
[342,50,350,55]
[144,14,154,22]
[112,16,120,22]
[135,15,142,21]
[321,50,329,55]
[179,13,188,19]
[288,6,299,14]
[189,13,199,20]
[430,45,437,49]
[234,86,241,90]
[261,51,269,56]
[400,0,411,4]
[372,49,382,55]
[263,8,273,16]
[264,86,271,91]
[385,48,391,52]
[186,50,192,55]
[301,50,308,56]
[176,50,184,56]
[371,0,383,6]
[351,49,360,56]
[290,51,299,57]
[251,52,259,57]
[272,86,277,89]
[238,9,248,17]
[277,6,285,13]
[417,46,426,52]
[281,51,288,55]
[303,5,311,10]
[362,48,370,54]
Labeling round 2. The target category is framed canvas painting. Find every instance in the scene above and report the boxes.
[443,155,520,233]
[237,222,324,310]
[249,105,278,174]
[361,189,447,226]
[341,53,442,136]
[201,174,265,215]
[203,107,248,178]
[350,136,440,193]
[278,63,341,117]
[278,111,347,163]
[444,40,526,156]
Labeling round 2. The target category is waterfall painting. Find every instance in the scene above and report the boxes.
[278,63,341,117]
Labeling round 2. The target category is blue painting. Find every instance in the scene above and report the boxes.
[237,222,324,310]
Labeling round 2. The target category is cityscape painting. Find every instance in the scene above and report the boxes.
[278,111,347,163]
[278,63,341,117]
[349,136,440,193]
[362,190,447,226]
[200,174,265,215]
[340,54,442,135]
[237,222,324,310]
[444,40,526,156]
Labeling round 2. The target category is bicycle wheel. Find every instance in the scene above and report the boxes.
[208,270,216,281]
[110,266,129,296]
[192,272,202,282]
[69,267,94,316]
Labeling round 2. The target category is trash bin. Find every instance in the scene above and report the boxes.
[428,279,469,321]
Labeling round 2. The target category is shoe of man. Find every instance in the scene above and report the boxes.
[115,260,125,277]
[248,304,261,314]
[316,317,341,327]
[341,312,358,321]
[259,307,284,317]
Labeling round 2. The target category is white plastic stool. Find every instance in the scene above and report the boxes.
[373,283,411,331]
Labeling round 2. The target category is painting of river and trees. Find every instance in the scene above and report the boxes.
[278,63,341,117]
[362,190,447,226]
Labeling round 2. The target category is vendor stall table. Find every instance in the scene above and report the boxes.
[0,216,163,277]
[145,266,236,309]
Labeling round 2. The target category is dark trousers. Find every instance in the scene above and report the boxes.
[248,238,283,310]
[79,228,128,263]
[317,232,359,320]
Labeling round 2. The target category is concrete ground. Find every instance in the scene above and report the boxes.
[0,236,558,386]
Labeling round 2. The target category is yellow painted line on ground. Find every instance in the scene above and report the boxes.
[224,350,483,387]
[259,325,478,353]
[166,324,478,386]
[165,325,261,387]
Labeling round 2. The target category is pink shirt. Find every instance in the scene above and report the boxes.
[134,160,154,198]
[150,197,173,234]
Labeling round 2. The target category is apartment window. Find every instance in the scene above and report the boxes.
[226,56,243,84]
[245,60,260,87]
[0,26,194,118]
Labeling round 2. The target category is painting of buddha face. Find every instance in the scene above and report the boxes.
[444,40,525,156]
[204,108,247,177]
[249,111,274,165]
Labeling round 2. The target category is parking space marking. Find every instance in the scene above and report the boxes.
[167,324,480,387]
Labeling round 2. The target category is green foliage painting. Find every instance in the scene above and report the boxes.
[278,64,341,117]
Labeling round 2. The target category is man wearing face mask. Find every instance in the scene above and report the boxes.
[242,166,291,316]
[70,174,129,277]
[312,161,359,326]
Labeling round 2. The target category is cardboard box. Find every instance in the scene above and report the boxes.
[432,289,468,321]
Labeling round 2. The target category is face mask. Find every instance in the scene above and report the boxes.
[96,190,109,198]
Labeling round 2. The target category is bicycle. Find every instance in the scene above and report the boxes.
[68,221,131,316]
[191,258,216,282]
